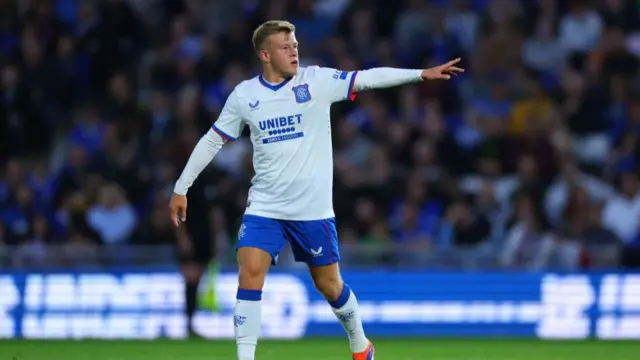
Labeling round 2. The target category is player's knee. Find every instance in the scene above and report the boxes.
[237,247,272,290]
[312,273,343,301]
[237,260,269,290]
[238,268,267,289]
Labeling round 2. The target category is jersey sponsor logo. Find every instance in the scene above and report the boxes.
[292,84,312,103]
[249,100,259,110]
[258,114,302,131]
[258,114,305,144]
[262,132,304,144]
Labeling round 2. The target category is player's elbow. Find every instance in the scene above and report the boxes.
[203,129,226,150]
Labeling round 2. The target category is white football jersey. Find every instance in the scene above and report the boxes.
[212,66,358,221]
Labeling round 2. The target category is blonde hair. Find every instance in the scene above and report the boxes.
[252,20,296,54]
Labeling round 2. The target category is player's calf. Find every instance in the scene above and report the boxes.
[235,247,272,360]
[309,264,370,354]
[310,265,343,300]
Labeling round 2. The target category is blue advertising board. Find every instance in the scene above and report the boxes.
[0,269,638,339]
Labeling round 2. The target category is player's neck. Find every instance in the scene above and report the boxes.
[261,67,289,84]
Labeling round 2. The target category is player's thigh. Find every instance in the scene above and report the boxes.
[236,214,287,274]
[282,217,340,267]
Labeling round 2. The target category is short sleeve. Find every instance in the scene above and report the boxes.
[211,90,245,141]
[311,67,358,103]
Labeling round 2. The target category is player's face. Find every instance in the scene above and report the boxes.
[265,32,299,77]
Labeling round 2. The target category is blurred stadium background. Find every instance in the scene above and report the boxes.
[2,0,640,358]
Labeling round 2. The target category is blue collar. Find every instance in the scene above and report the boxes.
[258,75,292,91]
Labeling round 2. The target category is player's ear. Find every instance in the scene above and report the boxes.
[259,49,270,63]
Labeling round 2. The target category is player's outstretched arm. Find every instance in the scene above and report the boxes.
[352,58,464,92]
[170,129,226,227]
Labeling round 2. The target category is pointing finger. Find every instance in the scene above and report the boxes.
[441,58,461,68]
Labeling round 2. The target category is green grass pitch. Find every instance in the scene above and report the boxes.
[2,339,639,360]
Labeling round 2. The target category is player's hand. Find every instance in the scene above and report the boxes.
[421,58,464,80]
[169,193,187,227]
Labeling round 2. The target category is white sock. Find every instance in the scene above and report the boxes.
[234,289,262,360]
[329,284,369,353]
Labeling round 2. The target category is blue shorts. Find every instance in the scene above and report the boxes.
[236,214,340,267]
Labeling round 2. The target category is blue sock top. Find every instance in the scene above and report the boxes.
[237,288,262,301]
[329,284,351,309]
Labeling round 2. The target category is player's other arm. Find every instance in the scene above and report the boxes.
[169,90,245,227]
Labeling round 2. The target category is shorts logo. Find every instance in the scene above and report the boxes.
[292,84,311,103]
[234,315,246,327]
[310,247,323,257]
[238,224,246,239]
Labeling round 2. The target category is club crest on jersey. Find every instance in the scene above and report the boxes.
[292,84,311,103]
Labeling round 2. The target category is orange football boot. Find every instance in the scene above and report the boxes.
[352,341,375,360]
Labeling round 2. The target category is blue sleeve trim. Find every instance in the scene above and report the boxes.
[347,71,358,101]
[212,124,237,141]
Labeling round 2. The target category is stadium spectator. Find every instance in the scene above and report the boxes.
[579,201,622,268]
[499,192,557,270]
[441,198,491,248]
[12,215,51,268]
[86,183,138,245]
[602,172,640,267]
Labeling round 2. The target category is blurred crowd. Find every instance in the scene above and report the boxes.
[1,0,640,270]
